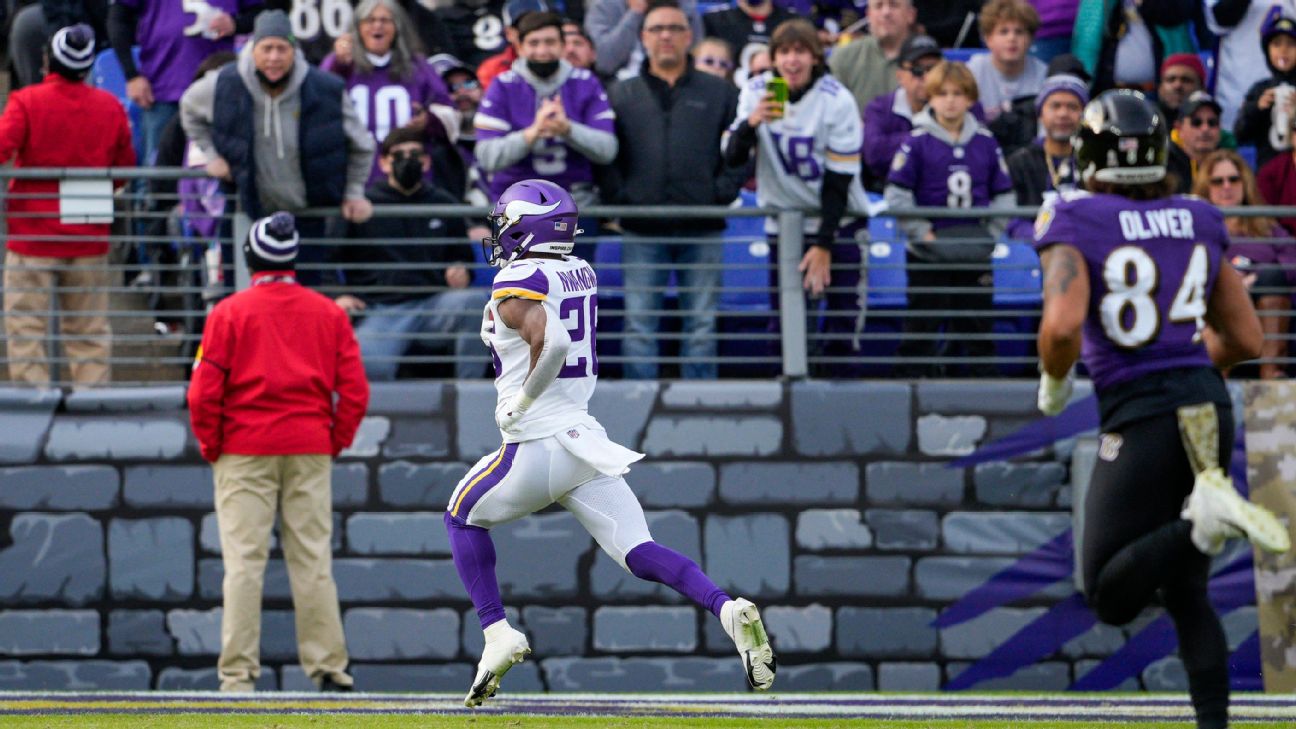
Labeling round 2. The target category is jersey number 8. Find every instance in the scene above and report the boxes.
[1100,244,1208,348]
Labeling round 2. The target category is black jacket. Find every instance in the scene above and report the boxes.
[333,181,474,305]
[702,6,797,57]
[1235,71,1296,170]
[1006,142,1077,208]
[1167,143,1195,193]
[607,65,748,234]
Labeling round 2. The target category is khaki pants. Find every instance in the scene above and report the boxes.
[2,250,110,387]
[213,454,351,692]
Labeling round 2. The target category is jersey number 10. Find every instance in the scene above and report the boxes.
[558,294,599,378]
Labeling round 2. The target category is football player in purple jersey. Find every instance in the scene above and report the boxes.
[1034,90,1290,729]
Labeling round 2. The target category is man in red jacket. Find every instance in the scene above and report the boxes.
[188,212,369,693]
[0,24,136,387]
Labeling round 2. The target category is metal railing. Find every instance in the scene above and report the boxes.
[1,168,1293,386]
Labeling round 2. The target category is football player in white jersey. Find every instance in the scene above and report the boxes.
[446,179,776,707]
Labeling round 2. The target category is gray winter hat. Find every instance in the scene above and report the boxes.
[252,10,295,46]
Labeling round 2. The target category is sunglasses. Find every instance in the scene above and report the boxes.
[1209,174,1241,186]
[1188,116,1220,128]
[451,78,480,92]
[698,56,733,70]
[907,62,939,77]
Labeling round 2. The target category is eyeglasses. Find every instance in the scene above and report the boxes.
[644,24,688,35]
[360,16,395,26]
[907,62,939,77]
[451,78,480,92]
[1188,116,1220,128]
[697,56,732,70]
[1209,174,1241,187]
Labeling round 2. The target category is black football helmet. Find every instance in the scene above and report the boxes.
[1073,89,1168,185]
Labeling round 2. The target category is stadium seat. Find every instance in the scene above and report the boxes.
[943,48,987,64]
[91,48,144,159]
[1237,144,1258,173]
[992,238,1042,308]
[865,210,908,309]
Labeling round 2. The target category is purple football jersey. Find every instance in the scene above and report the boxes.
[119,0,254,103]
[474,68,615,198]
[1034,192,1227,392]
[887,127,1014,231]
[322,57,452,183]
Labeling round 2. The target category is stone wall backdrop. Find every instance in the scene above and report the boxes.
[0,382,1258,692]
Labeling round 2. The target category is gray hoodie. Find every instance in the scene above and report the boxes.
[180,43,375,214]
[883,108,1016,245]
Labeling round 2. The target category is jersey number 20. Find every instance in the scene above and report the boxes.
[558,294,599,378]
[1100,244,1208,348]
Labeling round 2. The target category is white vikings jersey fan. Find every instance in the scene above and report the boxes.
[485,256,600,442]
[731,71,871,235]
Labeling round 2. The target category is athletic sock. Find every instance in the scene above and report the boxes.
[625,541,730,617]
[1186,665,1230,729]
[445,512,507,630]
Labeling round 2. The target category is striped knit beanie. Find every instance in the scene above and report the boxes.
[244,212,299,271]
[49,24,95,77]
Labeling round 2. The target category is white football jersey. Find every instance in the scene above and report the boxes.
[730,71,871,235]
[486,256,600,442]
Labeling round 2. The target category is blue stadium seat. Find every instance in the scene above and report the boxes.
[865,196,908,309]
[1237,144,1258,173]
[91,48,144,158]
[992,238,1042,307]
[720,190,770,312]
[943,48,987,64]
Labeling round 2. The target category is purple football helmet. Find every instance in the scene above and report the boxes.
[483,179,581,267]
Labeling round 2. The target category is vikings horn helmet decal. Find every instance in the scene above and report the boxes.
[483,180,582,267]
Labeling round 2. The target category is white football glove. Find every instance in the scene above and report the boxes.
[1037,366,1074,417]
[496,393,534,433]
[479,308,495,349]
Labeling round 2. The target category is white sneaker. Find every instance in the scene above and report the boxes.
[720,598,776,691]
[1181,468,1290,556]
[464,621,530,708]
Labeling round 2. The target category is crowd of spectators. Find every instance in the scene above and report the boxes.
[5,0,1296,382]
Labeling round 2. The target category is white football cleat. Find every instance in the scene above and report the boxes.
[464,621,530,708]
[720,598,776,691]
[1181,468,1290,556]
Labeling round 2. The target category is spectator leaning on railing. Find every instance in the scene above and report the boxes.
[1193,148,1296,380]
[180,9,376,283]
[607,0,748,380]
[475,11,618,211]
[0,24,136,388]
[725,18,872,373]
[188,212,368,693]
[884,60,1015,378]
[328,127,489,381]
